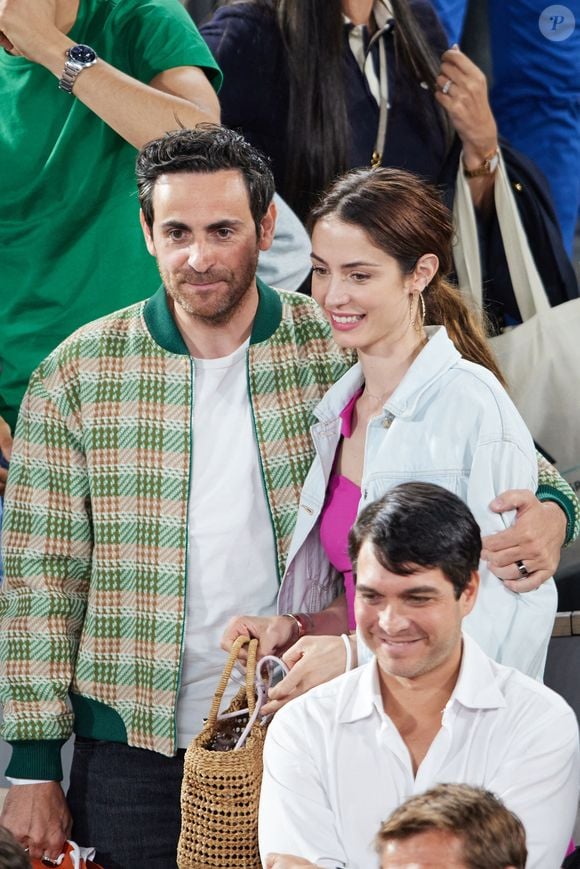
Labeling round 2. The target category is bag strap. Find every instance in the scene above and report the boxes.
[493,150,550,319]
[453,148,550,322]
[207,635,258,728]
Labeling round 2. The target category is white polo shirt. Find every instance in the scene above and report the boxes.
[259,634,579,869]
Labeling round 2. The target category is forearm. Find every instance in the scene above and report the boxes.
[306,593,349,637]
[536,450,580,546]
[17,31,220,150]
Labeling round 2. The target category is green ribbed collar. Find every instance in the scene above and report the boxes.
[143,278,282,354]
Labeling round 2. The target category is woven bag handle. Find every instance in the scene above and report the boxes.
[206,635,258,728]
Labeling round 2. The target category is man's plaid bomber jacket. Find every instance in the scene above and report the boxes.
[0,280,351,779]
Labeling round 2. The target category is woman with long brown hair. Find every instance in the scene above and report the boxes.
[225,167,557,690]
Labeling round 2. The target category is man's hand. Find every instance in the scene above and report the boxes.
[0,414,12,496]
[0,782,72,861]
[0,0,61,63]
[262,634,356,716]
[266,853,316,868]
[482,490,566,592]
[221,615,297,661]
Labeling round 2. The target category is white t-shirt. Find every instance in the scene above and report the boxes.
[175,340,278,747]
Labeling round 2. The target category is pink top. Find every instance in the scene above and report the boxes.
[319,390,362,630]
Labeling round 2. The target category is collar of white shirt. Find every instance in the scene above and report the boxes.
[338,633,508,725]
[343,0,393,30]
[313,326,461,426]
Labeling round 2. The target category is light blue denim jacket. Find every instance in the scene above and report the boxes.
[281,326,557,678]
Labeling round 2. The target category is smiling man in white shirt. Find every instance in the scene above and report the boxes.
[259,482,580,869]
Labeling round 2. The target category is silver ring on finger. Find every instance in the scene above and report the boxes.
[441,77,453,95]
[41,857,60,867]
[515,559,529,578]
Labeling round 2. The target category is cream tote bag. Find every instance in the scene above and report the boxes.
[454,151,580,572]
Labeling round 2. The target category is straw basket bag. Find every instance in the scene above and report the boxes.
[177,636,266,869]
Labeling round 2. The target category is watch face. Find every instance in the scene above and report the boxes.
[69,44,97,64]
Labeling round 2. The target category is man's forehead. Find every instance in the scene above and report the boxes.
[381,829,467,867]
[357,542,449,591]
[152,168,251,210]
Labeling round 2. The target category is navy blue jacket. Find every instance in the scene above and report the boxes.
[201,1,452,206]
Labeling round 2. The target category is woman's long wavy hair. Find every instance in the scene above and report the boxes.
[309,167,506,386]
[220,0,452,218]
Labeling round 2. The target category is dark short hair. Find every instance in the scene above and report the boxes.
[136,125,275,234]
[376,784,527,869]
[0,825,31,869]
[348,482,481,599]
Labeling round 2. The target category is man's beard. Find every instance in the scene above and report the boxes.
[161,248,259,326]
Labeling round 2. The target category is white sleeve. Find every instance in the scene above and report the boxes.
[463,439,556,676]
[487,701,580,868]
[466,438,537,538]
[259,705,348,868]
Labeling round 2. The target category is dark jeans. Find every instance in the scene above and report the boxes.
[67,737,185,869]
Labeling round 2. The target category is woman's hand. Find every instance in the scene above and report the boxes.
[435,45,498,210]
[221,614,297,661]
[435,45,498,166]
[262,634,356,716]
[482,490,566,592]
[221,595,349,663]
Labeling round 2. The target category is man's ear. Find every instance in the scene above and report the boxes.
[258,199,277,252]
[140,210,156,257]
[460,570,480,616]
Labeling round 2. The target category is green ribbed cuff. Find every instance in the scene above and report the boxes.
[536,484,577,548]
[5,740,66,780]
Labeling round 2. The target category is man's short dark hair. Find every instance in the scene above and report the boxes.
[136,125,275,234]
[0,825,31,869]
[376,784,527,869]
[348,482,481,599]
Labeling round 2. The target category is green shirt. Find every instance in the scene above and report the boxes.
[0,0,221,432]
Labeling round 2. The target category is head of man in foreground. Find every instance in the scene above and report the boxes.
[266,783,527,869]
[349,482,481,693]
[377,783,527,869]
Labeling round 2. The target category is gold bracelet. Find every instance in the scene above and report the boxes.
[281,612,314,640]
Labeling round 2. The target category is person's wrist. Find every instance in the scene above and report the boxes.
[26,31,74,75]
[461,138,499,172]
[541,499,568,548]
[281,612,314,643]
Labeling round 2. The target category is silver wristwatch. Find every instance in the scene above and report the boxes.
[58,43,98,94]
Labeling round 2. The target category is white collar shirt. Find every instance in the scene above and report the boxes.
[259,634,579,869]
